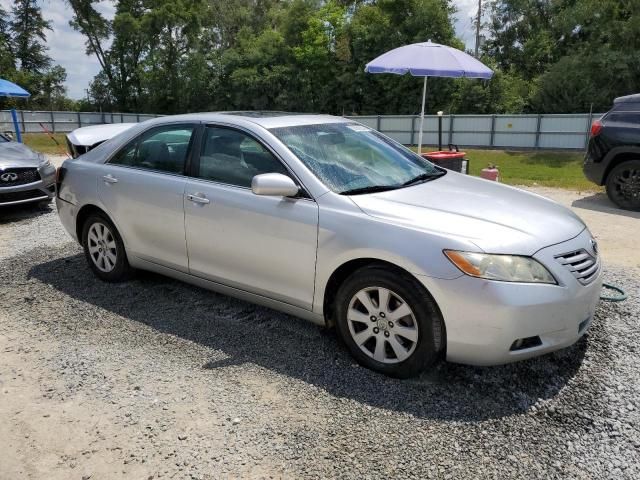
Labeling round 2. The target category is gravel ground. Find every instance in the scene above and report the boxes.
[1,204,639,479]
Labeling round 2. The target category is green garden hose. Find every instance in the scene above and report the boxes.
[600,283,627,302]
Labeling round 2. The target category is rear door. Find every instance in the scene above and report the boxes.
[97,123,197,272]
[183,125,319,309]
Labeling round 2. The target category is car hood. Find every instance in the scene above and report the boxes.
[67,123,137,147]
[349,172,586,255]
[0,142,42,168]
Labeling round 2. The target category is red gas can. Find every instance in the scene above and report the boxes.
[480,164,500,182]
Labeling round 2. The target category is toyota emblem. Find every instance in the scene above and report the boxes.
[591,238,599,256]
[0,172,18,182]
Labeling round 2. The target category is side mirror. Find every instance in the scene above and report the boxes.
[251,173,300,197]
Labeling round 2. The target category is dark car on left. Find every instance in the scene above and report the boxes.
[0,133,56,207]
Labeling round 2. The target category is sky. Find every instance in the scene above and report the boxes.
[2,0,480,100]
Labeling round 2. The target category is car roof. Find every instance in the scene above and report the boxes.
[613,94,640,105]
[67,112,357,150]
[146,112,351,129]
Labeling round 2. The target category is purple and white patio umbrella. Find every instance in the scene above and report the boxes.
[365,41,493,153]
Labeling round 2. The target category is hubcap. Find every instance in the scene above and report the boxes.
[347,286,419,364]
[87,222,117,273]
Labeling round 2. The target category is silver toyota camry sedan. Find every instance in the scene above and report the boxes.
[56,112,602,377]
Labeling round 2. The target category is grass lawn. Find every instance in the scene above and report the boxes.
[22,133,68,156]
[417,147,598,191]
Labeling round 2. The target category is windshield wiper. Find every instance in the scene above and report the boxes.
[339,185,400,195]
[402,171,446,186]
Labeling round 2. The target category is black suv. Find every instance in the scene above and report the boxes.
[584,94,640,210]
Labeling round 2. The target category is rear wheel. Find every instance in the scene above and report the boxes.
[334,266,444,378]
[81,213,132,282]
[606,160,640,211]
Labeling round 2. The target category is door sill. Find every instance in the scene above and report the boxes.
[129,256,325,326]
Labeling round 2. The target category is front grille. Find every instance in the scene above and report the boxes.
[0,189,47,204]
[555,249,599,285]
[0,167,40,187]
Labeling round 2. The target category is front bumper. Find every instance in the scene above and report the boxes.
[422,229,603,366]
[0,179,56,206]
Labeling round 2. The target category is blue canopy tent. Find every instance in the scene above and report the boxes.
[0,78,31,143]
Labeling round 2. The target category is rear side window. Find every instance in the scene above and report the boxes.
[197,126,289,187]
[110,125,195,174]
[606,112,640,125]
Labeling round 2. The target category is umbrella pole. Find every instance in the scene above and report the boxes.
[417,76,427,155]
[10,108,22,143]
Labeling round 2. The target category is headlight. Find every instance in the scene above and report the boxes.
[444,250,556,284]
[38,156,51,169]
[37,158,56,179]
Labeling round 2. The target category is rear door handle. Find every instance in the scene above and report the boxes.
[102,174,118,184]
[186,193,210,205]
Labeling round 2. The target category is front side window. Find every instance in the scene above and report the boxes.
[270,123,443,194]
[197,126,289,187]
[110,125,195,174]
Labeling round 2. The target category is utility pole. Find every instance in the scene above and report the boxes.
[475,0,482,58]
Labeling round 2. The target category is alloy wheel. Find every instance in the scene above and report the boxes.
[347,286,419,364]
[87,222,118,273]
[611,166,640,205]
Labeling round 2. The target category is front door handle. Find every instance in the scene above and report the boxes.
[186,193,210,205]
[102,174,118,184]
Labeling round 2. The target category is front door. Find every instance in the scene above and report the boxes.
[184,125,318,309]
[97,123,197,272]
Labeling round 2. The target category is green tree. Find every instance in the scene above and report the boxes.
[140,0,213,113]
[531,0,640,112]
[0,6,15,74]
[4,0,69,109]
[68,0,131,110]
[10,0,51,73]
[346,0,460,115]
[485,0,640,112]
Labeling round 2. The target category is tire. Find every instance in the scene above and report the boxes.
[606,159,640,211]
[334,266,445,378]
[81,213,132,282]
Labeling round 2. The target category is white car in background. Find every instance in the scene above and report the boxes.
[66,123,136,158]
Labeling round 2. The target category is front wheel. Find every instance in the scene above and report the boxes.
[81,213,132,282]
[334,266,444,378]
[606,160,640,211]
